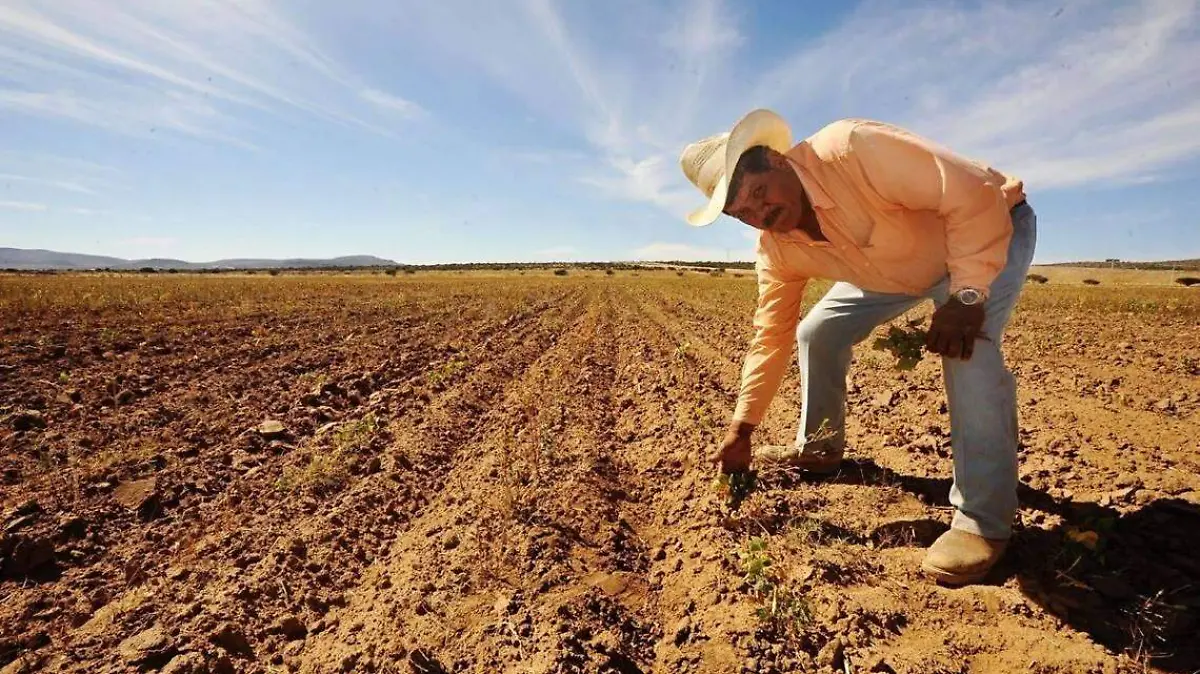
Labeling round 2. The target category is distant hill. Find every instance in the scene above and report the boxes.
[0,247,397,270]
[1041,259,1200,271]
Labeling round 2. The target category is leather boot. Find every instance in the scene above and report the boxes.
[921,528,1008,585]
[752,444,841,474]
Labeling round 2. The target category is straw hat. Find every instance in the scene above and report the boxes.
[679,109,793,227]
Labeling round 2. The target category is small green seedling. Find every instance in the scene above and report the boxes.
[734,536,811,633]
[872,320,928,371]
[714,470,757,510]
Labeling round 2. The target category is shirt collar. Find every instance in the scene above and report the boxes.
[784,143,834,210]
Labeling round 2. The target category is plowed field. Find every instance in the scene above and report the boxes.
[2,272,1198,674]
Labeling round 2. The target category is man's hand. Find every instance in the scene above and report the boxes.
[926,297,986,359]
[712,421,755,473]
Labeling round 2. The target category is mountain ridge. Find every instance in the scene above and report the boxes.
[0,247,397,270]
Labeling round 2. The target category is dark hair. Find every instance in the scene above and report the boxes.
[725,145,772,208]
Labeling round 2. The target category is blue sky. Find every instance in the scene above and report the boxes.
[2,0,1198,264]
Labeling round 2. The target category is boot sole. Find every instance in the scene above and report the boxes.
[919,560,991,586]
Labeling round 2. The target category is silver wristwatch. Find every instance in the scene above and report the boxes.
[954,287,984,306]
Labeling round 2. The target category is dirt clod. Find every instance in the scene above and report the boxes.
[119,626,175,668]
[113,477,160,518]
[9,410,45,432]
[208,623,253,657]
[257,419,287,438]
[0,534,55,579]
[159,652,208,674]
[672,616,691,645]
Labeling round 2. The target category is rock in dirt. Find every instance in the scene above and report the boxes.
[119,626,176,668]
[671,616,691,646]
[57,514,87,539]
[3,515,35,534]
[873,390,898,408]
[0,655,43,674]
[10,410,46,432]
[275,615,307,640]
[256,420,286,438]
[493,595,515,616]
[6,500,41,520]
[209,623,253,656]
[210,655,234,674]
[113,478,160,516]
[0,534,56,578]
[816,637,846,670]
[591,572,628,596]
[159,652,207,674]
[1114,472,1143,489]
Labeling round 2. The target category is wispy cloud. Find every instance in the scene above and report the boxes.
[385,0,1199,218]
[0,172,96,195]
[756,0,1200,190]
[0,200,47,211]
[0,0,427,145]
[377,0,742,218]
[0,151,125,198]
[360,88,425,118]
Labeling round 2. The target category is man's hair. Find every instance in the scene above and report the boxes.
[725,145,772,209]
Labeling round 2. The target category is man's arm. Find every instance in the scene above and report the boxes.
[846,121,1013,296]
[733,273,808,424]
[714,265,807,472]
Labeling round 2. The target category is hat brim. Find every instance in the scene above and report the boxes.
[687,109,794,227]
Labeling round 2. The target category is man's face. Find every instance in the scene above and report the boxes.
[723,151,806,233]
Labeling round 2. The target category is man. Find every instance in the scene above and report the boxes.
[679,110,1036,585]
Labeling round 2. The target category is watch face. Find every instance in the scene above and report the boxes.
[958,289,981,305]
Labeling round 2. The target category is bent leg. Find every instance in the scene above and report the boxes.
[935,203,1038,538]
[797,282,921,454]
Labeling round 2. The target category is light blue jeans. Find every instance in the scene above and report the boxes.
[796,203,1037,539]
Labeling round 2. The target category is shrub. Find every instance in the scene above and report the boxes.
[385,268,398,277]
[605,269,615,276]
[553,269,568,276]
[138,267,157,274]
[1026,273,1048,284]
[1083,278,1100,285]
[1176,277,1200,287]
[268,269,280,276]
[676,271,685,277]
[404,269,416,275]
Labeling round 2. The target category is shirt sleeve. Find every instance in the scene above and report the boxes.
[846,122,1012,296]
[733,257,807,425]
